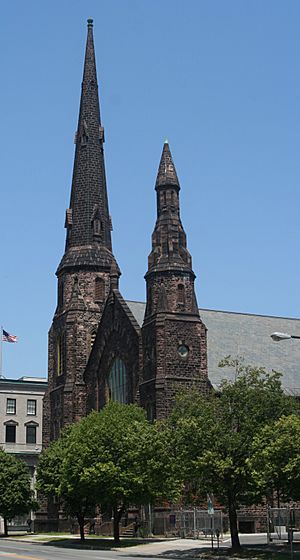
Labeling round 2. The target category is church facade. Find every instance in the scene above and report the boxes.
[43,19,300,447]
[40,19,300,535]
[43,20,210,445]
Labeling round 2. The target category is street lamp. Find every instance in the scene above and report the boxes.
[271,332,300,342]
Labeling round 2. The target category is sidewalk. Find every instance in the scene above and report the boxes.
[116,538,219,555]
[4,533,220,554]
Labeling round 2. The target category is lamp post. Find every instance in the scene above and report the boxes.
[270,332,300,342]
[270,331,299,559]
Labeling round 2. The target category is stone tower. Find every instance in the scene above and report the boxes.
[44,20,119,443]
[140,141,209,420]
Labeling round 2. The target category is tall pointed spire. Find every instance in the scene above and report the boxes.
[46,20,120,446]
[58,19,116,273]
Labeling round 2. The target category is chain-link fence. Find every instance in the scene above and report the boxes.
[268,508,300,542]
[138,507,225,538]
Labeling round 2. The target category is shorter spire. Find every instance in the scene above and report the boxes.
[146,140,193,276]
[155,142,179,189]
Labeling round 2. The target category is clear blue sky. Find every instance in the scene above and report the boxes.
[1,1,300,378]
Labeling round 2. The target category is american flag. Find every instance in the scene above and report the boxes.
[2,329,18,343]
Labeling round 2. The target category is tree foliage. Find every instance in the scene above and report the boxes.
[37,429,99,541]
[170,358,297,550]
[249,414,300,504]
[0,449,36,536]
[37,402,180,542]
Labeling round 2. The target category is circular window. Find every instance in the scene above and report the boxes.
[178,344,189,359]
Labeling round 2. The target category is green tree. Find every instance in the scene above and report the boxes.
[249,414,300,505]
[0,449,36,536]
[38,402,180,542]
[37,431,99,541]
[170,358,297,551]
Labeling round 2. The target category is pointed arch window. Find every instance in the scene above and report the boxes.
[177,284,185,305]
[147,285,152,315]
[80,120,88,146]
[108,358,127,403]
[93,219,101,236]
[146,402,155,423]
[56,334,65,376]
[95,278,105,302]
[58,278,64,308]
[91,206,102,239]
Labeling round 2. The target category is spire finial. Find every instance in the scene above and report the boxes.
[155,141,180,189]
[164,138,169,144]
[87,18,93,27]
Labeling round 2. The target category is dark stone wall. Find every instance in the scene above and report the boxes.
[141,313,209,419]
[46,267,111,441]
[145,272,198,316]
[85,290,142,412]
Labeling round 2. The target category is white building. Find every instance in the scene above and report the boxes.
[0,376,47,532]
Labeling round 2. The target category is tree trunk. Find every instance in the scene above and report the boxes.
[277,488,281,509]
[228,496,241,551]
[113,505,125,544]
[113,505,120,543]
[3,518,8,537]
[77,513,85,542]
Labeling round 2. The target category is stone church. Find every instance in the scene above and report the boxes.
[43,20,300,446]
[43,19,209,444]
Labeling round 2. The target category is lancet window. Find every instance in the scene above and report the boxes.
[108,358,127,403]
[177,283,185,305]
[56,334,65,376]
[95,278,105,302]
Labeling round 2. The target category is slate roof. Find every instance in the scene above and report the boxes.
[126,301,300,396]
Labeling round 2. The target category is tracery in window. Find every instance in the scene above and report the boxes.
[108,358,127,403]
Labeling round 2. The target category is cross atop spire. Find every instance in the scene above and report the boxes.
[155,141,180,189]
